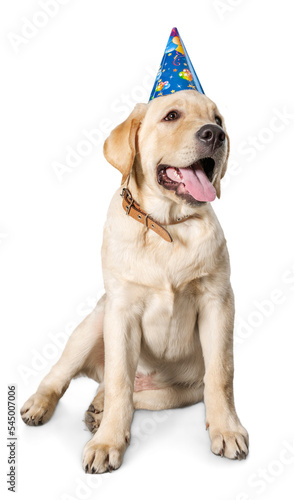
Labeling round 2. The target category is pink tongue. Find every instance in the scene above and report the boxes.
[166,165,216,202]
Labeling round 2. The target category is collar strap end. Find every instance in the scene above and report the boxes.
[121,188,173,243]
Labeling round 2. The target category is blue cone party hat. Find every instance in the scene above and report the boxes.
[149,27,204,101]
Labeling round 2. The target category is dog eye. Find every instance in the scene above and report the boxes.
[164,111,179,121]
[215,116,222,127]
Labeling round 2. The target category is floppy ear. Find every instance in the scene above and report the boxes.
[215,133,230,199]
[103,103,147,184]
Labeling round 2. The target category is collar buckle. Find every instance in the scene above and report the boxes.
[120,187,173,243]
[121,188,134,215]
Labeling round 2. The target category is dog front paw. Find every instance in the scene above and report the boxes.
[83,437,128,474]
[210,426,249,460]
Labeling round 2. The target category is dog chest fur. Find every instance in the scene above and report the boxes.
[102,188,226,292]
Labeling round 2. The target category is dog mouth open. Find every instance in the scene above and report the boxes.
[157,158,216,203]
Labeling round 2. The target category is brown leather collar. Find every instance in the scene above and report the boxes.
[121,188,198,243]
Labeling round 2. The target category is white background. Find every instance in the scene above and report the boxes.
[1,1,294,499]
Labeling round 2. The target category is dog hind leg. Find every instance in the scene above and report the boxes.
[20,295,106,426]
[84,382,105,433]
[84,382,204,435]
[133,383,204,410]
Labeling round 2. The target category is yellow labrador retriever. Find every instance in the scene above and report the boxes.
[21,90,249,472]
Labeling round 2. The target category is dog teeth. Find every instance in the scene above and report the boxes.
[173,169,181,180]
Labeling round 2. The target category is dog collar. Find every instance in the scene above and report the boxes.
[121,188,198,243]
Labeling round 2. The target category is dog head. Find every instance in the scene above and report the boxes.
[104,90,229,205]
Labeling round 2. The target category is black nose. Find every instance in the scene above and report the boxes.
[196,124,225,151]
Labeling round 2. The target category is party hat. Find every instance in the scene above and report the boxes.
[149,27,204,101]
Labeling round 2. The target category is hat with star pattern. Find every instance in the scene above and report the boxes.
[149,27,204,101]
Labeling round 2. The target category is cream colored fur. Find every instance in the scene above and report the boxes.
[21,90,248,473]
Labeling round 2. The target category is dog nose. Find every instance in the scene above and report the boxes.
[196,124,226,151]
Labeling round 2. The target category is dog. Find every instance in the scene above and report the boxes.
[21,89,249,473]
